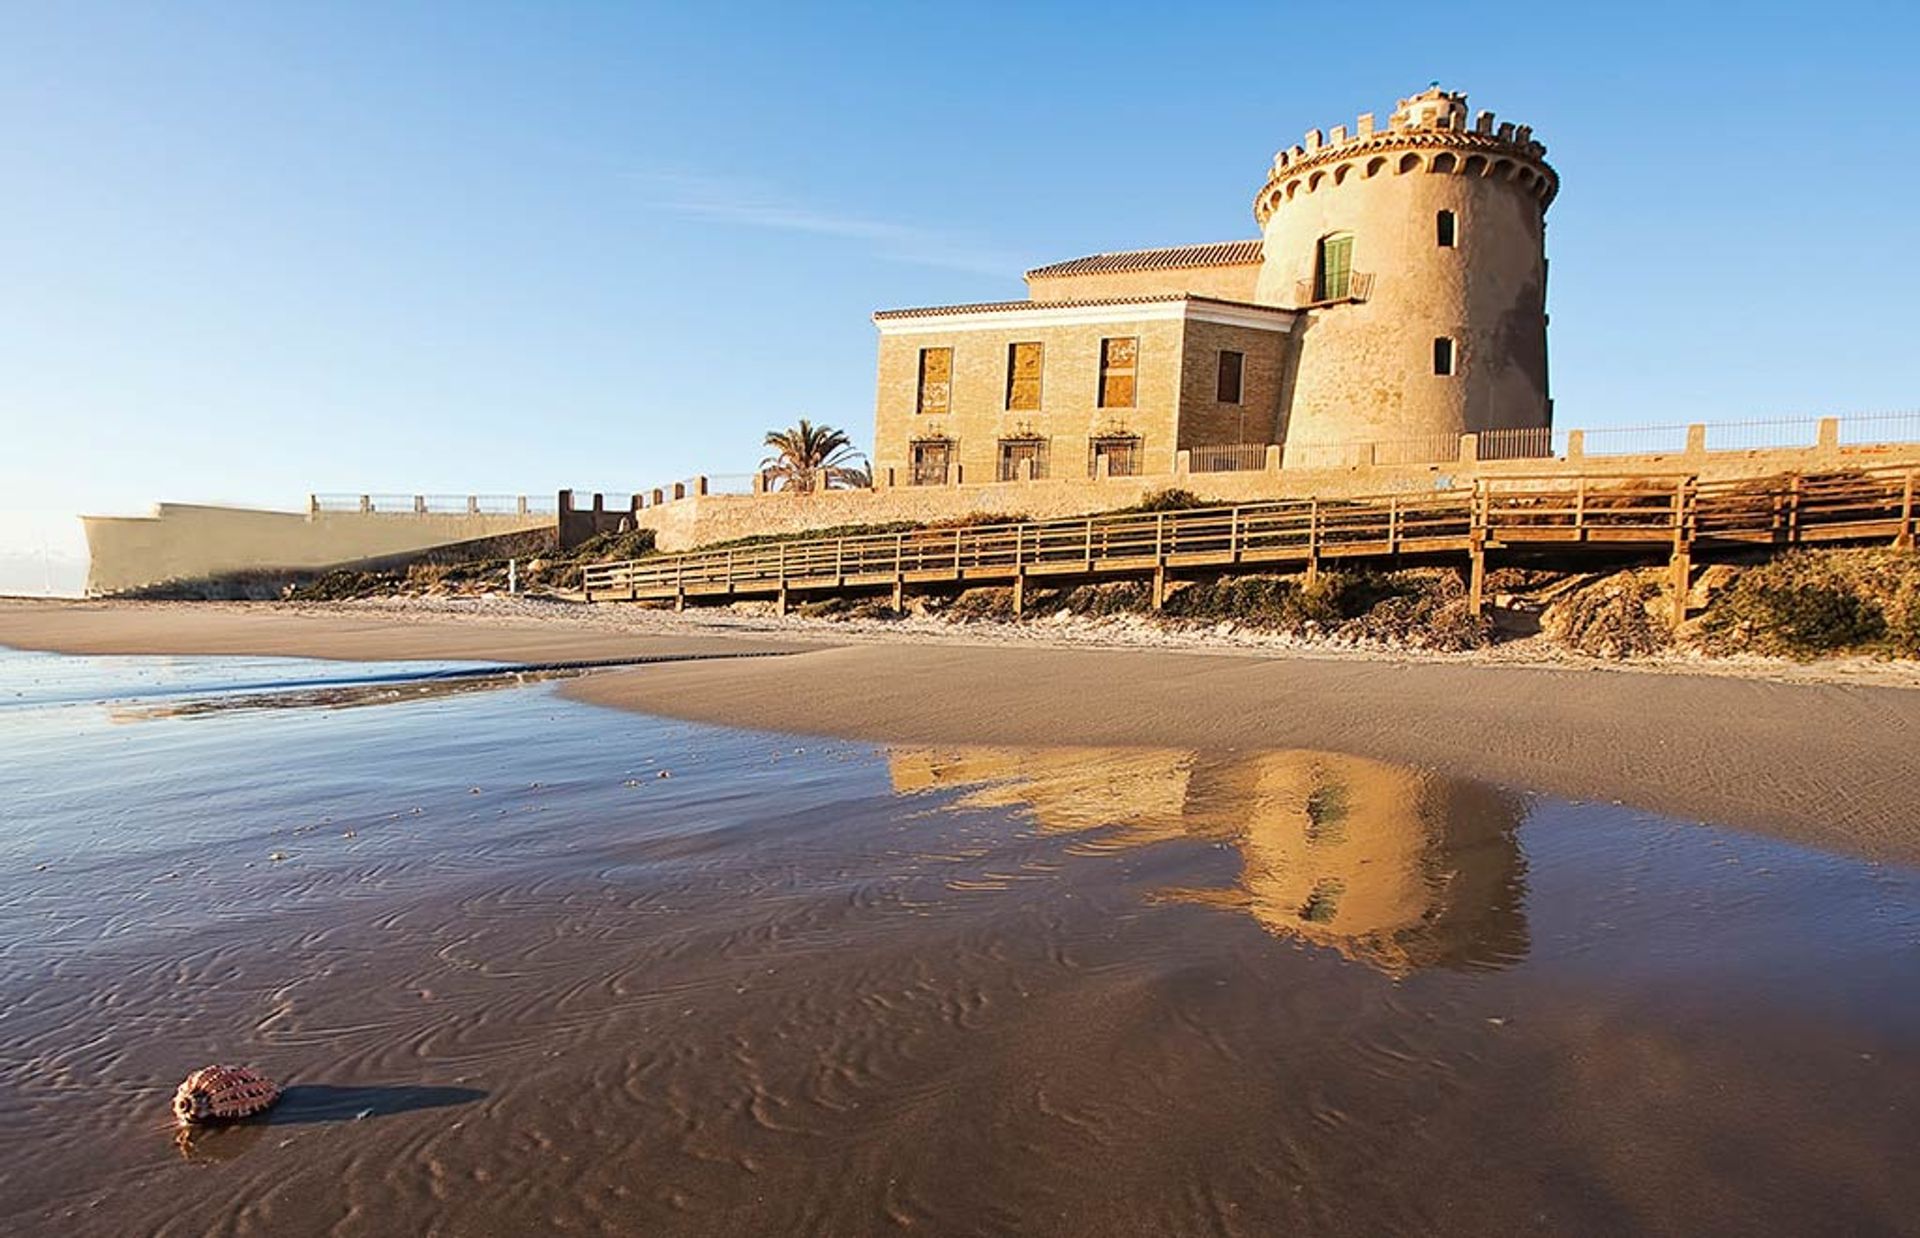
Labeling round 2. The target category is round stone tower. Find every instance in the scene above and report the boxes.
[1252,87,1557,457]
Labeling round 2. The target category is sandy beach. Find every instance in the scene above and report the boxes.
[4,602,1917,1236]
[6,596,1919,867]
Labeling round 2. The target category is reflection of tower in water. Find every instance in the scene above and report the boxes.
[888,747,1529,976]
[1180,752,1529,976]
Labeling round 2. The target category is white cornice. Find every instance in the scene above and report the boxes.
[874,299,1297,336]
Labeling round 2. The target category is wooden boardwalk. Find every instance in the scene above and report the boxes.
[583,467,1918,614]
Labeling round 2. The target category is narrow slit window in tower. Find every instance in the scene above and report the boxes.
[1433,337,1456,376]
[1315,234,1353,301]
[1436,210,1457,248]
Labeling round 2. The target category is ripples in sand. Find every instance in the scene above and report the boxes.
[2,648,1915,1237]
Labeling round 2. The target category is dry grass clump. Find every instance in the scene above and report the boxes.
[1541,570,1672,658]
[943,587,1016,622]
[795,595,903,622]
[1112,488,1210,514]
[1337,569,1491,651]
[1160,568,1490,649]
[1028,580,1153,616]
[1695,548,1920,659]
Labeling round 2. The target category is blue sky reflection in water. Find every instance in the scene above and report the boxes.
[0,647,1915,1236]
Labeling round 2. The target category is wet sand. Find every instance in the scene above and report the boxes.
[9,599,1911,866]
[4,650,1915,1237]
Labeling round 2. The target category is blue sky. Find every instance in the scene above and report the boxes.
[2,1,1916,592]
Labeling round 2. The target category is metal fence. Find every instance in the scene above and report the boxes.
[1701,419,1820,452]
[1187,443,1269,473]
[1576,424,1693,457]
[1838,411,1920,446]
[1477,426,1557,461]
[311,492,553,515]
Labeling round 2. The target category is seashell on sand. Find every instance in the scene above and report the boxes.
[172,1064,282,1127]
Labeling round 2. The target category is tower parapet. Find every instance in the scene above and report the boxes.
[1254,86,1556,227]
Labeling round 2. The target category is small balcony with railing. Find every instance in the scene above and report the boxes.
[1294,269,1375,308]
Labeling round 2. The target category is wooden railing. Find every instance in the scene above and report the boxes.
[582,466,1919,610]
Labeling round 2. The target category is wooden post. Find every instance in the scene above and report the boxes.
[1011,525,1026,615]
[1387,496,1398,553]
[1897,468,1915,549]
[892,532,905,608]
[1575,477,1588,540]
[1305,499,1319,582]
[1668,478,1693,630]
[1151,512,1168,609]
[1468,543,1486,615]
[1229,506,1242,562]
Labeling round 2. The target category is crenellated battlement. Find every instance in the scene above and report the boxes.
[1254,86,1554,225]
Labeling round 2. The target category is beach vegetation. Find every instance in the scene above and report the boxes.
[1116,488,1209,514]
[1695,548,1920,658]
[1541,570,1673,659]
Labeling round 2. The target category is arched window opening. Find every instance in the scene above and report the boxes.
[1436,210,1457,248]
[1433,337,1456,377]
[1315,233,1354,301]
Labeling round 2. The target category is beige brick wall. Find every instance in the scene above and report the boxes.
[875,316,1189,486]
[1175,320,1289,450]
[1024,262,1263,304]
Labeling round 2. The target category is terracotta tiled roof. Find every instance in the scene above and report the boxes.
[1024,239,1264,280]
[872,294,1288,321]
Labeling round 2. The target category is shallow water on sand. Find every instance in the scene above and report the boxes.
[0,647,1915,1237]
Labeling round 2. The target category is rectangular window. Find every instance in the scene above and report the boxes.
[1433,336,1456,376]
[910,439,953,486]
[1315,234,1353,301]
[1098,336,1138,409]
[916,347,952,416]
[1006,342,1043,411]
[1216,350,1244,404]
[997,437,1048,482]
[1436,209,1457,248]
[1088,434,1143,478]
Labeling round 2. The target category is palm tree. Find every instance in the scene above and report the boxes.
[761,420,870,492]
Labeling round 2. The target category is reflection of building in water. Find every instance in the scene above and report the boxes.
[889,746,1529,976]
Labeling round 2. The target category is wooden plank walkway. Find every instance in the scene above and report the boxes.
[583,466,1918,614]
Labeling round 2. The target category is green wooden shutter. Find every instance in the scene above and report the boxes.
[1318,235,1353,300]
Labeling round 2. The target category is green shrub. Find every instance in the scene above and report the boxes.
[1117,488,1209,514]
[1696,551,1897,658]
